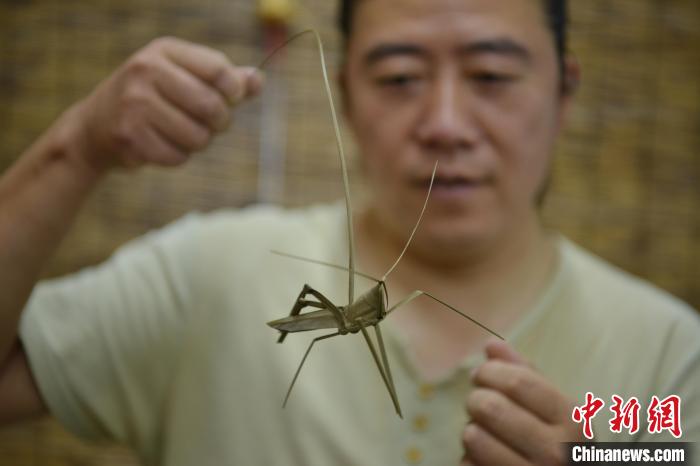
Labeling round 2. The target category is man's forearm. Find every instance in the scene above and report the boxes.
[0,102,106,362]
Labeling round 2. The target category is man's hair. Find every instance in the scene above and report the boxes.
[337,0,568,78]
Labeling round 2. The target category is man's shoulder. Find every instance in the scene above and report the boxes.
[559,237,699,330]
[191,202,342,240]
[172,202,347,279]
[537,239,700,403]
[150,202,343,253]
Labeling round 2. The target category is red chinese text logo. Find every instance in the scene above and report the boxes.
[609,395,641,435]
[572,393,682,440]
[647,395,682,438]
[572,392,605,440]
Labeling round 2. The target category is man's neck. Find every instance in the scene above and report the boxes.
[354,208,558,380]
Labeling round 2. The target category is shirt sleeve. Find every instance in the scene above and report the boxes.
[19,213,203,458]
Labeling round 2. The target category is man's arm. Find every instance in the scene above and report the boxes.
[0,342,46,424]
[0,37,262,423]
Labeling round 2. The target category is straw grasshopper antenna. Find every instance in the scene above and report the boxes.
[259,29,356,305]
[381,161,438,282]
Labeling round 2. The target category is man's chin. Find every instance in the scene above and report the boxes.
[411,221,503,266]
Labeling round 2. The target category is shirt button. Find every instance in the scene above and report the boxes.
[418,384,435,401]
[405,446,423,464]
[412,414,429,433]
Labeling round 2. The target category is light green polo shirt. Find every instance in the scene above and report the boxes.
[20,203,700,465]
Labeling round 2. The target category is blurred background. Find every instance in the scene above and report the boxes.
[0,0,698,464]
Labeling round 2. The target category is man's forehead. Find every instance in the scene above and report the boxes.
[351,0,546,37]
[349,0,549,59]
[363,40,533,67]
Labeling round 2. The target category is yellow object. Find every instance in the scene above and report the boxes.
[412,414,429,433]
[405,446,423,464]
[418,383,435,401]
[257,0,296,24]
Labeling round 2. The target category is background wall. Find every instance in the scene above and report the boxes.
[1,0,698,464]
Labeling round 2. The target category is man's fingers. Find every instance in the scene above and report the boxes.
[484,338,529,366]
[479,339,573,422]
[243,67,264,97]
[154,59,230,131]
[467,387,557,462]
[464,340,576,465]
[462,423,529,466]
[472,359,570,423]
[158,37,262,104]
[137,126,189,167]
[146,91,214,152]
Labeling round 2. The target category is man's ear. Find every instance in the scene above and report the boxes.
[337,66,351,119]
[557,54,581,127]
[561,54,580,98]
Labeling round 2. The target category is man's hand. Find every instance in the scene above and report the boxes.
[461,340,584,466]
[74,36,263,169]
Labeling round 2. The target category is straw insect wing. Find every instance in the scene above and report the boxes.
[261,30,504,418]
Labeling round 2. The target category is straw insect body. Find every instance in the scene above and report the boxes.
[262,30,503,418]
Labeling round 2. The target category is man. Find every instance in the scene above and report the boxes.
[1,0,698,465]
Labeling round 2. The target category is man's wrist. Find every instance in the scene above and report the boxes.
[48,100,112,184]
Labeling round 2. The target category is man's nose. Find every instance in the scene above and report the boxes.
[415,74,476,152]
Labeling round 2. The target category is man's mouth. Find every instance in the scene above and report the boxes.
[408,173,492,203]
[412,174,489,189]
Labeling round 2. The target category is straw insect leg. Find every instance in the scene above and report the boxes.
[303,288,349,333]
[386,290,504,340]
[373,324,399,414]
[298,300,325,308]
[271,250,381,283]
[385,290,423,316]
[283,331,340,408]
[278,284,315,343]
[259,29,356,306]
[278,285,348,343]
[359,326,403,418]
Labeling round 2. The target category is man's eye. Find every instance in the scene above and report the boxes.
[472,72,515,84]
[376,74,419,87]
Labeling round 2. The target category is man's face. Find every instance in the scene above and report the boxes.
[343,0,572,259]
